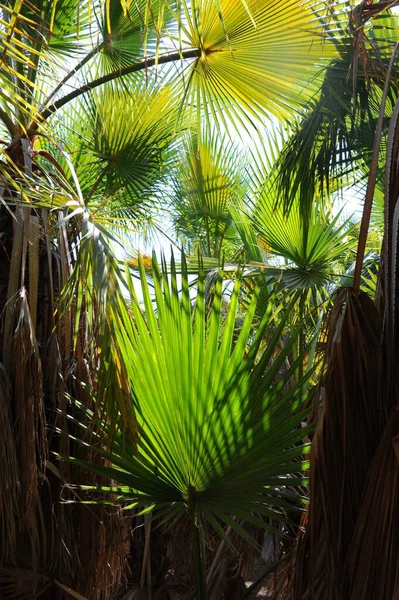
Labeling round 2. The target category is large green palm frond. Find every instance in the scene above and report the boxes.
[188,130,356,298]
[250,192,356,293]
[171,0,335,129]
[63,254,313,595]
[17,0,91,58]
[0,0,338,144]
[98,0,173,72]
[42,80,181,227]
[13,0,338,136]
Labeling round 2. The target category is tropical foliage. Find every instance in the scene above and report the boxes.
[64,256,313,599]
[1,0,399,599]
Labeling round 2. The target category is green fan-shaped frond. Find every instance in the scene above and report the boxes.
[170,130,244,256]
[175,0,336,128]
[18,0,91,57]
[61,254,313,597]
[28,0,337,136]
[238,130,356,293]
[252,196,355,290]
[183,129,356,298]
[52,81,182,225]
[99,0,173,71]
[277,5,399,218]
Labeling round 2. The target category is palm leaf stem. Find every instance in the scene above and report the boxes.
[31,47,210,129]
[353,42,399,292]
[298,290,306,396]
[193,518,207,600]
[0,108,17,136]
[42,41,105,108]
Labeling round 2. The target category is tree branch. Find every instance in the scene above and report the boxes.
[42,41,105,108]
[29,47,204,132]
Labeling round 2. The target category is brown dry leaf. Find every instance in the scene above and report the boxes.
[288,288,392,600]
[343,409,399,599]
[0,363,20,560]
[10,287,47,527]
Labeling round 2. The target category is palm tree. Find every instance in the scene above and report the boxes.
[2,0,398,598]
[273,4,399,599]
[63,254,314,600]
[0,1,336,598]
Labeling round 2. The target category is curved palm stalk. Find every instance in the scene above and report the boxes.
[61,253,314,599]
[2,0,333,134]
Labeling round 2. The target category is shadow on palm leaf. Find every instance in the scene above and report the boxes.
[59,253,314,599]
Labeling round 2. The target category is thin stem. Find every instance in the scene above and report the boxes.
[29,47,206,131]
[42,41,105,108]
[298,291,306,397]
[193,519,207,600]
[205,212,211,256]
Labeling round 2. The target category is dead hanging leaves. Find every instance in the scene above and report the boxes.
[283,45,399,600]
[10,287,47,527]
[0,363,20,561]
[343,408,399,599]
[288,288,395,600]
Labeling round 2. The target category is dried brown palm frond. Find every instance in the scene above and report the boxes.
[0,567,52,600]
[342,408,399,599]
[0,193,128,598]
[337,75,399,600]
[287,288,390,600]
[10,287,47,527]
[0,363,20,561]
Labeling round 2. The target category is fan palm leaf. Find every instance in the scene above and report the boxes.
[62,254,314,599]
[173,0,335,128]
[17,0,336,135]
[170,130,244,256]
[187,130,357,299]
[51,80,181,224]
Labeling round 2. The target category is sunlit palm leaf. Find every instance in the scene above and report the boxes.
[252,197,355,290]
[63,255,313,559]
[40,80,181,225]
[277,5,399,217]
[171,130,244,256]
[99,0,172,71]
[175,0,335,128]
